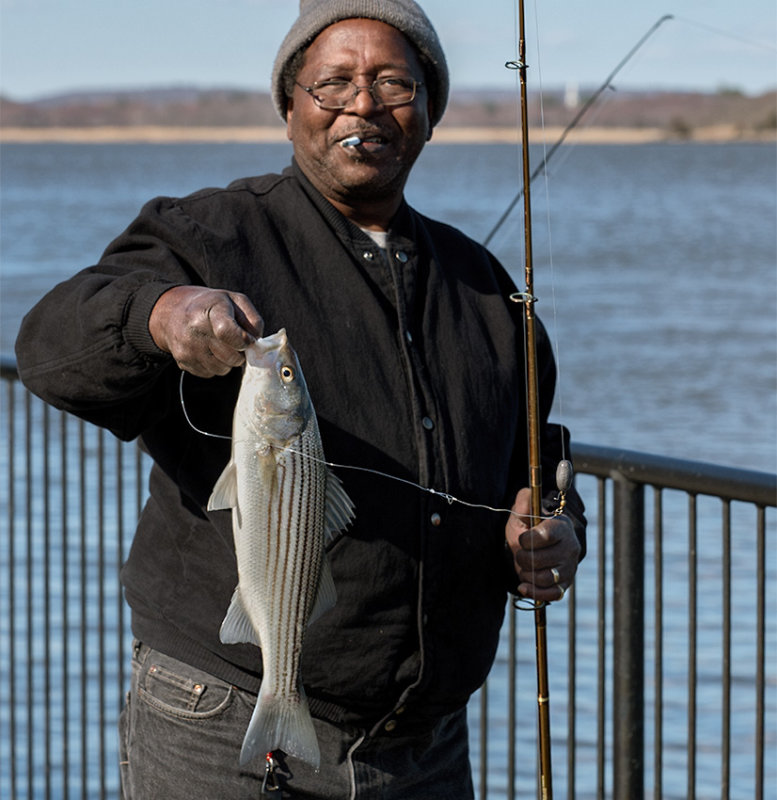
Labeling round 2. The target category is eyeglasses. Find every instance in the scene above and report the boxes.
[295,77,423,110]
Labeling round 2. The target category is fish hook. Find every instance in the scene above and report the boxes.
[261,751,281,795]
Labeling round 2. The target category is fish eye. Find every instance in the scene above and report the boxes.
[280,365,295,383]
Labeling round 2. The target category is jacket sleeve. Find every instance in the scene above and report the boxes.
[14,195,209,440]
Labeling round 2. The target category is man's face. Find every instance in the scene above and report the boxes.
[286,18,432,217]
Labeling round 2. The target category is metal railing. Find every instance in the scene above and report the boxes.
[1,357,775,800]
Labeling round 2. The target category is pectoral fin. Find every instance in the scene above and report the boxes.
[208,461,239,511]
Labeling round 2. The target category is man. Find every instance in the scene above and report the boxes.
[15,1,585,797]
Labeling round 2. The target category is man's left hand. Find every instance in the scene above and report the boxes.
[505,487,581,602]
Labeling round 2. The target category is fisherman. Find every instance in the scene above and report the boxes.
[15,0,586,797]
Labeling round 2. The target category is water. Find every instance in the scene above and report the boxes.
[1,142,775,798]
[2,141,775,471]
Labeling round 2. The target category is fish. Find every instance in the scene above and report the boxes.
[207,328,355,768]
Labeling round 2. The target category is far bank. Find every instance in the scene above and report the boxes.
[1,124,773,144]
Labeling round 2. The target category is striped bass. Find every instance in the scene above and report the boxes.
[207,328,354,768]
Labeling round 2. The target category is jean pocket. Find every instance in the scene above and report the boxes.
[137,654,235,721]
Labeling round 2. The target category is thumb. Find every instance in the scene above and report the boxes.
[505,487,533,547]
[228,292,264,341]
[510,487,532,528]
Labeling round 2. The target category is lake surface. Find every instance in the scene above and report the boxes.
[1,142,775,798]
[2,141,775,472]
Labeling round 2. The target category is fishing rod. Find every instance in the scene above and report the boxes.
[507,1,554,797]
[484,14,674,249]
[503,12,674,800]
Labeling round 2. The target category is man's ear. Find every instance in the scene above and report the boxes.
[426,98,434,142]
[286,99,294,142]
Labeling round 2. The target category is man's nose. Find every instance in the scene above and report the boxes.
[344,84,382,114]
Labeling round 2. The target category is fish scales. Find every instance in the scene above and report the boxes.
[207,329,354,769]
[261,429,323,694]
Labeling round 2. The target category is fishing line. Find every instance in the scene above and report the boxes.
[178,371,231,440]
[178,369,555,524]
[528,0,570,466]
[278,447,571,622]
[504,17,540,525]
[509,2,560,793]
[482,14,675,250]
[672,15,777,53]
[274,444,560,523]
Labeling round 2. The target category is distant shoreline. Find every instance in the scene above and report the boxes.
[1,124,773,144]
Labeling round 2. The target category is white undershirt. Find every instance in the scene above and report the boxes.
[361,228,389,250]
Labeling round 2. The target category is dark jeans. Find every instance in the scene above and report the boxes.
[119,642,475,799]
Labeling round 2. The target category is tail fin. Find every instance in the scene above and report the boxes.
[239,684,320,769]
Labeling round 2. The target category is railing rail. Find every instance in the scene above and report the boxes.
[2,356,775,800]
[573,442,776,505]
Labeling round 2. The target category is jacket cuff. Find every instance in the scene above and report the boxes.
[123,281,180,359]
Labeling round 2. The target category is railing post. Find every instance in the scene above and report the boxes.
[612,473,645,799]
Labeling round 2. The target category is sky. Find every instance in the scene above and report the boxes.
[1,0,775,102]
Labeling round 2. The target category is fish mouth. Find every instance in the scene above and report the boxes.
[246,329,288,366]
[256,328,288,351]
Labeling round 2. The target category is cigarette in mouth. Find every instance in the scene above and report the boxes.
[341,136,362,147]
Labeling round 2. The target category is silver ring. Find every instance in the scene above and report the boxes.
[558,584,566,600]
[550,567,561,585]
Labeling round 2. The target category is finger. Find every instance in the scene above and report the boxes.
[512,543,557,573]
[517,513,576,552]
[517,563,560,583]
[175,348,235,378]
[518,581,568,603]
[176,358,226,379]
[207,301,256,351]
[229,292,264,341]
[208,338,250,369]
[173,326,242,377]
[517,523,554,553]
[204,294,264,371]
[514,542,580,588]
[509,487,532,529]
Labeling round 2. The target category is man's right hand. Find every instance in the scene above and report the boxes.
[148,286,264,377]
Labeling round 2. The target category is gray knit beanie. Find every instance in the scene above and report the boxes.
[272,0,449,127]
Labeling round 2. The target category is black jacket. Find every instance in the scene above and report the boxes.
[16,160,585,737]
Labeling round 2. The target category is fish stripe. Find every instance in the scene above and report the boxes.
[260,432,325,698]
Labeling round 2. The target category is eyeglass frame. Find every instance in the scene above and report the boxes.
[294,77,424,110]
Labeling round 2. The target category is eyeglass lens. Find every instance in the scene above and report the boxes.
[311,78,417,109]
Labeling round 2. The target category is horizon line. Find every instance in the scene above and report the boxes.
[2,81,775,104]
